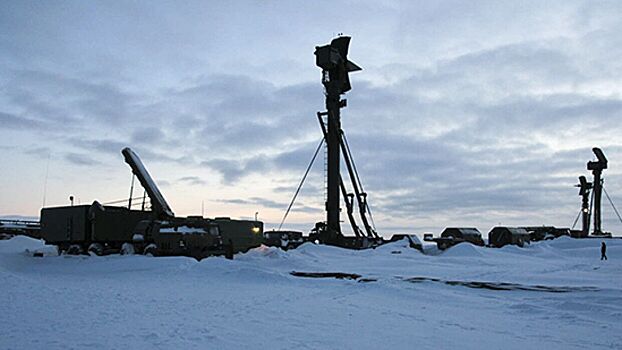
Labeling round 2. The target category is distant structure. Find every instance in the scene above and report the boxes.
[587,147,608,236]
[576,175,593,238]
[572,147,618,238]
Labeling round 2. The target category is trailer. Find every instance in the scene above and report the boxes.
[40,203,152,255]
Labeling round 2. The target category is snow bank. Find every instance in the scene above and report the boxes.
[441,242,484,257]
[1,236,621,350]
[0,235,46,253]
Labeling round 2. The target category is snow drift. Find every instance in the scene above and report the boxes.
[1,236,621,349]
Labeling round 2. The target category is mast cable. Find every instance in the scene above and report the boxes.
[603,186,622,225]
[571,209,582,229]
[278,138,324,230]
[588,188,595,232]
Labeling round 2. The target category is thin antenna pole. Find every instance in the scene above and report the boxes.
[141,190,146,211]
[128,174,135,209]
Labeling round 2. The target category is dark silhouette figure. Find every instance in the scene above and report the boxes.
[601,241,607,260]
[225,239,234,260]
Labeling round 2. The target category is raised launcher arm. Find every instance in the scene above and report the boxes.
[122,147,174,219]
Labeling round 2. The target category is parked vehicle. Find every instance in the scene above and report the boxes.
[521,226,570,241]
[263,230,304,250]
[488,227,531,248]
[440,227,485,246]
[388,234,423,251]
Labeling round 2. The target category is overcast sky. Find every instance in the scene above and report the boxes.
[1,0,621,236]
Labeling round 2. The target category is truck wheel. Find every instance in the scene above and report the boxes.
[87,243,104,256]
[143,244,158,257]
[120,243,135,255]
[66,244,83,255]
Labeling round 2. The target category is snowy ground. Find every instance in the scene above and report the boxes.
[1,236,621,350]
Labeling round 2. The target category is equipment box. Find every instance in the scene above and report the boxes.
[40,205,90,243]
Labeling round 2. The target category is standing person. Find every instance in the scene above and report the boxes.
[225,239,234,260]
[601,241,607,260]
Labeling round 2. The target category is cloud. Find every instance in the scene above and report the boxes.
[71,138,195,166]
[3,70,137,127]
[202,155,272,184]
[157,180,171,188]
[64,152,98,166]
[200,139,324,184]
[177,176,206,186]
[0,111,46,130]
[2,1,622,234]
[23,146,51,158]
[215,196,321,215]
[131,127,170,146]
[73,139,128,156]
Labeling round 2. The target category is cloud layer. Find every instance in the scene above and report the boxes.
[1,1,621,235]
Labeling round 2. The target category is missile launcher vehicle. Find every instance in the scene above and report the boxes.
[39,148,263,259]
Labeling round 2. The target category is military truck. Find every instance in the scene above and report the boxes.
[424,227,484,250]
[39,147,264,259]
[441,227,484,246]
[488,226,531,248]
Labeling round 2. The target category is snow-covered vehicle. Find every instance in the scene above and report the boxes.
[388,234,423,251]
[263,230,304,250]
[521,226,570,241]
[488,227,531,248]
[425,227,484,250]
[441,227,485,246]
